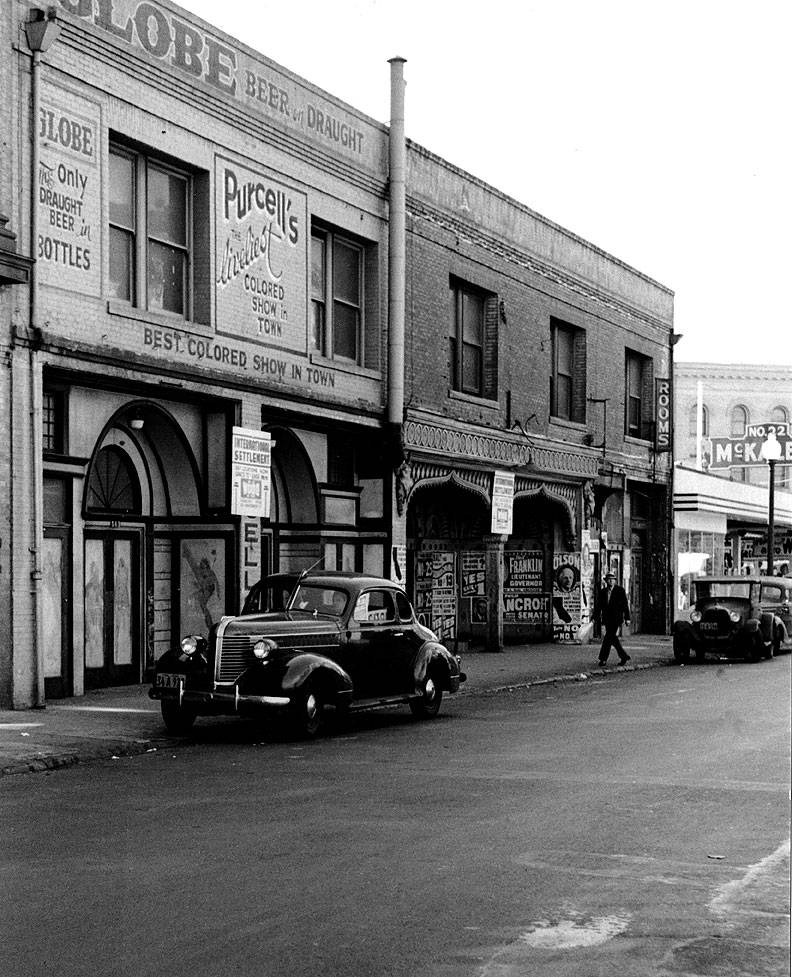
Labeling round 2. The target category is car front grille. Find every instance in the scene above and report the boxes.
[699,609,732,636]
[215,634,253,684]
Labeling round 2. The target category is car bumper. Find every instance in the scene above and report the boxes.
[150,683,290,713]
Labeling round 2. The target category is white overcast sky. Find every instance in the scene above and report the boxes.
[176,0,790,366]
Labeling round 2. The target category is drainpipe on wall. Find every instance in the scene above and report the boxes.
[25,8,62,707]
[386,57,406,468]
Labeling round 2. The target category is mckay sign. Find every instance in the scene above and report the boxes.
[707,433,792,469]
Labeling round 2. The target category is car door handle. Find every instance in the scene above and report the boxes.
[393,631,404,637]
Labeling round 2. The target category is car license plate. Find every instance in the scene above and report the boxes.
[700,622,718,631]
[155,673,183,690]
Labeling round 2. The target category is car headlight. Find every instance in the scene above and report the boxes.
[729,611,741,623]
[180,635,205,657]
[253,638,278,661]
[690,610,702,623]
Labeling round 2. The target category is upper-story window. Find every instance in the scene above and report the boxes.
[687,402,709,436]
[551,319,586,423]
[625,349,654,440]
[109,143,192,318]
[730,404,748,437]
[311,225,364,363]
[449,278,497,399]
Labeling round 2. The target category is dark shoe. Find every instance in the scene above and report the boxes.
[619,655,631,665]
[597,661,607,667]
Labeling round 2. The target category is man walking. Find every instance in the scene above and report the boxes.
[598,571,631,666]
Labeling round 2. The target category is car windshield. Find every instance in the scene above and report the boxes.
[289,584,348,617]
[693,581,752,600]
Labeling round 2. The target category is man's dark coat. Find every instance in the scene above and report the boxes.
[599,584,630,630]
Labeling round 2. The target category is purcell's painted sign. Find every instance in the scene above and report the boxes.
[50,0,380,166]
[215,157,307,350]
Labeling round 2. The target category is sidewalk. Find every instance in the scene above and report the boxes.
[0,634,673,777]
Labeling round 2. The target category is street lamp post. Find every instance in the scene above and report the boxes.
[760,433,783,576]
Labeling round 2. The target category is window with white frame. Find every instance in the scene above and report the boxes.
[109,144,192,318]
[311,225,364,363]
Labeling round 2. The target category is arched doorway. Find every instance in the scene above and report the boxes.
[406,478,490,645]
[84,445,143,688]
[81,401,205,689]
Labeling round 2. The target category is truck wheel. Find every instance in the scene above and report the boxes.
[409,674,443,719]
[161,700,196,735]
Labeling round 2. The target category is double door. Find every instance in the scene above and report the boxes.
[84,531,141,689]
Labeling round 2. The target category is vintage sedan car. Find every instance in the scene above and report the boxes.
[673,575,792,663]
[150,572,466,737]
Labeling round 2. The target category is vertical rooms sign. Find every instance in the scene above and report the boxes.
[215,157,306,350]
[37,85,101,295]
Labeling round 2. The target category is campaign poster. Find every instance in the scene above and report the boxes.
[553,552,582,641]
[415,549,456,640]
[503,550,548,624]
[461,551,486,623]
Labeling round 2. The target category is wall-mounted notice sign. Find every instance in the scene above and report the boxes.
[491,471,515,535]
[231,427,272,517]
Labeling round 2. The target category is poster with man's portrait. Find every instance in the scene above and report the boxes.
[552,553,582,641]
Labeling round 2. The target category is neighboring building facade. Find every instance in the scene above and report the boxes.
[1,0,674,708]
[673,362,792,603]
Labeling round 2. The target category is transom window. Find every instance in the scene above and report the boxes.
[86,446,141,514]
[311,226,363,362]
[109,144,191,317]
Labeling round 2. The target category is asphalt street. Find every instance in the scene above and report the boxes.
[1,657,789,977]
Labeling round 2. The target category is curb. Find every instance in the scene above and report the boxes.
[0,739,157,778]
[460,658,668,697]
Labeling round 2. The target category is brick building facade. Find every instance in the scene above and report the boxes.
[1,0,674,708]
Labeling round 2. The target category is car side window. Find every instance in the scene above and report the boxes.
[761,585,783,603]
[394,590,413,622]
[354,590,396,625]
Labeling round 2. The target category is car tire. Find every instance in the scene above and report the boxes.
[291,682,324,739]
[748,632,764,663]
[673,634,691,664]
[409,673,443,719]
[161,700,196,735]
[769,629,780,659]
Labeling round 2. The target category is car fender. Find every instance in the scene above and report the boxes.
[280,653,353,699]
[413,641,457,691]
[758,612,776,639]
[743,617,762,636]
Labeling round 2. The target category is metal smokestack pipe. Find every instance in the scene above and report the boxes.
[387,57,406,464]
